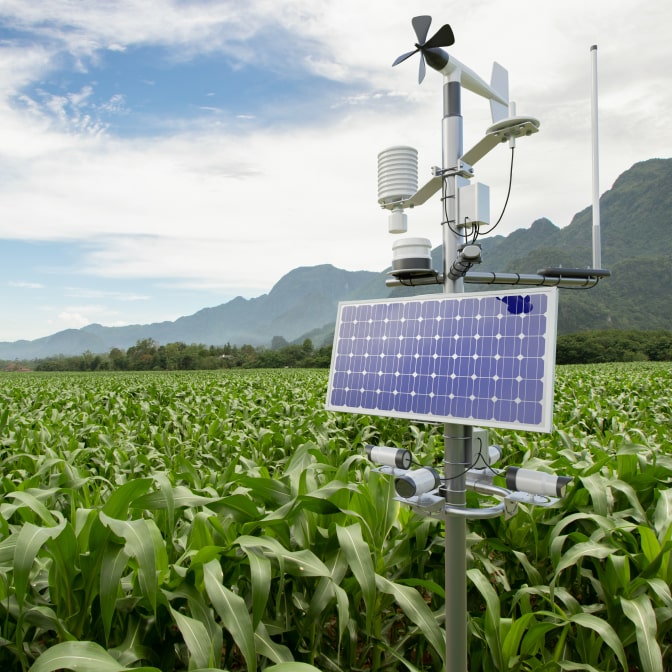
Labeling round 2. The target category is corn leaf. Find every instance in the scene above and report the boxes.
[336,523,376,633]
[237,535,330,577]
[101,479,153,519]
[254,621,294,664]
[553,540,614,578]
[170,606,214,670]
[653,488,672,542]
[375,573,445,665]
[468,567,503,670]
[568,612,627,670]
[203,559,257,672]
[264,664,324,671]
[132,484,223,511]
[240,546,271,627]
[28,640,161,672]
[99,513,161,614]
[621,594,663,672]
[14,517,66,608]
[100,544,130,643]
[501,612,538,662]
[6,490,58,526]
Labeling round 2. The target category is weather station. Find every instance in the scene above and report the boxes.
[326,15,610,671]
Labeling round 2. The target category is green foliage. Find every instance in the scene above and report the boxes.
[12,338,333,373]
[556,329,672,364]
[15,326,672,373]
[465,362,672,671]
[0,370,444,671]
[0,364,671,670]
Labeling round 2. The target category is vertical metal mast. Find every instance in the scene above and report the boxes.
[590,45,601,270]
[441,73,470,672]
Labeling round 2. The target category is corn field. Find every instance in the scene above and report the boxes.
[0,363,671,671]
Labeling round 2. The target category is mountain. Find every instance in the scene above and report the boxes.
[0,266,378,359]
[480,157,672,332]
[379,158,672,333]
[1,158,671,360]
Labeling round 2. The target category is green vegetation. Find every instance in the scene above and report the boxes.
[0,363,671,671]
[3,338,333,372]
[2,328,672,373]
[556,329,672,364]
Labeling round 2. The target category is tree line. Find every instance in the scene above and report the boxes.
[2,329,672,372]
[555,329,672,365]
[13,337,332,372]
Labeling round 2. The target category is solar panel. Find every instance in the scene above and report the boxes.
[326,287,558,432]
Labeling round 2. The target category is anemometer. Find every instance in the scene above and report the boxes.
[327,15,609,670]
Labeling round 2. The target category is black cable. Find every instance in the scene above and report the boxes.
[441,173,467,242]
[437,435,500,481]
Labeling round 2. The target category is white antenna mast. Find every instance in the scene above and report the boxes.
[591,45,602,269]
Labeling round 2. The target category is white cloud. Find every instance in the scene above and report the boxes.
[8,280,44,289]
[0,0,670,343]
[63,287,150,301]
[51,303,126,331]
[54,311,95,330]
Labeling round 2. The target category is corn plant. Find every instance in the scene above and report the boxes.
[0,363,671,671]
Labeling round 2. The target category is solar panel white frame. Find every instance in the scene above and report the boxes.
[326,287,558,432]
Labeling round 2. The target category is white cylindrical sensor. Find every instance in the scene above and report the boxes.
[391,237,432,273]
[487,445,502,466]
[388,208,408,234]
[395,466,440,499]
[506,467,572,498]
[366,444,412,470]
[377,146,418,206]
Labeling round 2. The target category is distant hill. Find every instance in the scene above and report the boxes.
[480,157,672,332]
[1,158,670,360]
[0,266,378,359]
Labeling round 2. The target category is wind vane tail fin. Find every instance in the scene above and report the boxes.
[490,62,509,123]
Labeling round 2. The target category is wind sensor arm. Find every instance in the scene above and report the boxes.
[393,16,508,108]
[388,22,539,210]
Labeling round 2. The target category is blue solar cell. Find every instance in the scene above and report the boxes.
[326,287,558,432]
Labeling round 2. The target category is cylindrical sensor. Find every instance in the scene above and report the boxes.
[365,444,412,470]
[506,467,572,498]
[487,445,502,466]
[391,237,432,274]
[388,208,408,234]
[377,145,418,206]
[395,466,440,499]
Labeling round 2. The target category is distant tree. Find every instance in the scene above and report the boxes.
[271,335,290,351]
[109,348,127,370]
[22,336,338,371]
[240,344,259,368]
[311,345,333,368]
[126,339,158,370]
[556,329,672,364]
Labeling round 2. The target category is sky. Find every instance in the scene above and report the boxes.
[0,0,670,343]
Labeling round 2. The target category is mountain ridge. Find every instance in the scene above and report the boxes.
[1,158,671,360]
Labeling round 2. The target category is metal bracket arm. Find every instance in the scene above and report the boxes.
[379,163,475,212]
[443,501,517,519]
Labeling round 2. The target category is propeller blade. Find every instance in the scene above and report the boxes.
[418,54,426,84]
[424,24,455,49]
[392,48,419,67]
[412,15,432,45]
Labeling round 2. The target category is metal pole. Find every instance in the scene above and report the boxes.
[590,45,601,269]
[441,73,470,672]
